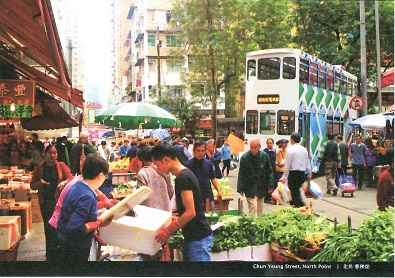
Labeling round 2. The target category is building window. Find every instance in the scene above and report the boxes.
[168,62,182,72]
[166,35,180,47]
[148,35,156,46]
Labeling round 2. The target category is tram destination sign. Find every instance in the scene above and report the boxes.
[0,80,35,118]
[257,94,280,104]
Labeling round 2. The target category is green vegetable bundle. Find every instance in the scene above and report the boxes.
[312,207,394,262]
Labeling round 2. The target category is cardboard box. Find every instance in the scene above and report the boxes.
[9,203,30,237]
[0,242,19,261]
[99,204,172,256]
[0,216,21,250]
[30,198,43,222]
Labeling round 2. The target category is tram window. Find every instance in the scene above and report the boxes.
[283,57,296,79]
[318,65,326,89]
[277,110,295,135]
[299,58,309,83]
[334,72,341,94]
[350,79,357,97]
[333,117,342,135]
[258,58,280,80]
[327,68,334,91]
[342,78,349,96]
[309,62,318,87]
[246,110,258,134]
[260,110,275,135]
[247,59,256,80]
[326,116,334,134]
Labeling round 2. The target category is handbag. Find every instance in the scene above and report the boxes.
[79,144,86,172]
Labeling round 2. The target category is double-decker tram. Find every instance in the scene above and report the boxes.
[244,49,358,167]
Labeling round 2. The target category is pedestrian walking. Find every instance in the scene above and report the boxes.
[69,131,97,175]
[30,145,73,261]
[263,138,277,203]
[280,132,312,208]
[336,135,349,174]
[349,135,367,190]
[205,139,223,179]
[365,137,377,188]
[237,138,274,217]
[316,133,341,196]
[376,147,394,211]
[220,139,232,177]
[275,139,288,180]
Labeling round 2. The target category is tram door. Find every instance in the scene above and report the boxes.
[299,112,311,155]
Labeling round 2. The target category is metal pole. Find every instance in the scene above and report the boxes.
[67,39,73,138]
[360,1,368,117]
[156,27,161,100]
[375,1,382,113]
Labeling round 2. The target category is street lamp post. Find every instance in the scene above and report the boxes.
[156,27,162,100]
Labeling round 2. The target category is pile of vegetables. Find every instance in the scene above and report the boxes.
[168,206,394,262]
[211,178,234,196]
[311,206,394,262]
[110,181,136,198]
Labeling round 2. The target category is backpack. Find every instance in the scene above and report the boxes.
[323,141,338,162]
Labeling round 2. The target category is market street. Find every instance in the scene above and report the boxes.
[225,163,378,228]
[16,164,379,261]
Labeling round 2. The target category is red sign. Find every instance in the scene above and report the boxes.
[0,80,35,118]
[86,102,102,109]
[349,96,365,111]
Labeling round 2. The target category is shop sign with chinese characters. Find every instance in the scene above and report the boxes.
[0,80,35,118]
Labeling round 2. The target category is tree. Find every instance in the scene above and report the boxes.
[172,0,258,140]
[154,91,202,138]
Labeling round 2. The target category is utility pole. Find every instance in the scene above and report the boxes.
[375,1,382,113]
[156,27,162,100]
[67,38,74,137]
[360,1,368,117]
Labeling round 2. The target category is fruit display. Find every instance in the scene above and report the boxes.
[108,158,130,173]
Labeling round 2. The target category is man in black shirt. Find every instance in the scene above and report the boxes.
[151,142,213,261]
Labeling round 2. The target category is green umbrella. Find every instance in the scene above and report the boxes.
[95,102,179,129]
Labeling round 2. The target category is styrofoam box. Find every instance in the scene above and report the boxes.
[0,216,21,250]
[99,205,172,256]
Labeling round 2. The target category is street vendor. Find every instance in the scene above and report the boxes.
[57,154,113,262]
[151,142,213,261]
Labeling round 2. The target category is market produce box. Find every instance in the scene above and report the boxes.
[9,202,31,237]
[0,215,21,250]
[99,187,172,256]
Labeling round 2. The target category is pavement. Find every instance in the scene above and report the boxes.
[15,166,379,261]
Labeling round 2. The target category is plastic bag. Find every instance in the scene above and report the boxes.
[271,186,283,204]
[277,182,290,203]
[304,181,323,199]
[281,182,292,202]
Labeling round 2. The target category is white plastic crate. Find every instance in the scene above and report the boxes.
[0,216,21,250]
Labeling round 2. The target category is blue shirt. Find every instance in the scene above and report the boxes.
[185,157,216,202]
[221,145,231,160]
[57,181,98,250]
[350,143,367,165]
[119,145,131,158]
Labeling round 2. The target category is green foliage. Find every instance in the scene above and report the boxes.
[154,93,202,136]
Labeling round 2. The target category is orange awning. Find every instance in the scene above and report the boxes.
[0,0,84,108]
